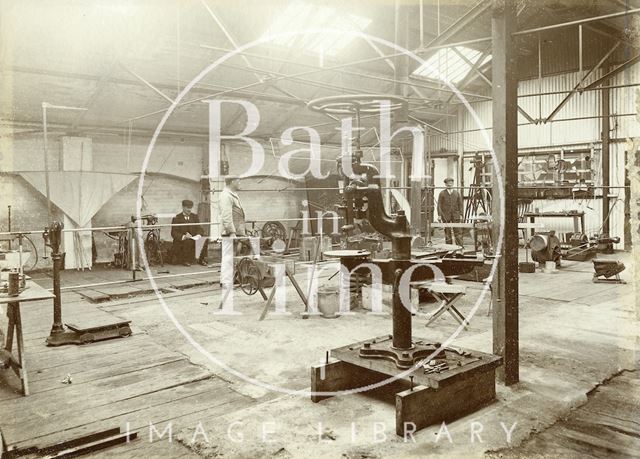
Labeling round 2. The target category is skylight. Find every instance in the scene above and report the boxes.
[413,46,492,84]
[262,1,371,56]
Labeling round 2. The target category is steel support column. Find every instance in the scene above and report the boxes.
[395,1,421,235]
[602,78,611,236]
[491,0,519,386]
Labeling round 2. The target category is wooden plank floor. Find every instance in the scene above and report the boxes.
[487,371,640,459]
[0,296,251,457]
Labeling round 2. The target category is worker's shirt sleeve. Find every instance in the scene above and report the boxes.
[220,191,236,234]
[437,192,444,217]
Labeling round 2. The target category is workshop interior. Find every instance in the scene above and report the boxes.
[0,0,638,458]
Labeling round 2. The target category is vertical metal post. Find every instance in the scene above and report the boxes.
[47,222,65,337]
[419,0,424,48]
[392,233,412,350]
[538,33,542,121]
[491,0,519,386]
[129,223,137,280]
[7,206,11,250]
[42,103,52,224]
[602,77,611,236]
[457,107,465,189]
[578,25,583,78]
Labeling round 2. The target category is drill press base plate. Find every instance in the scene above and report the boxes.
[311,336,502,436]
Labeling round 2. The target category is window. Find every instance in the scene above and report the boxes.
[413,46,491,84]
[262,1,371,56]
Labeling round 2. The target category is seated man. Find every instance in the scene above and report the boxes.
[171,199,206,266]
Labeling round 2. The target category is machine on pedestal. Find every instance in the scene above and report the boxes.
[529,230,562,268]
[44,222,132,346]
[307,95,501,436]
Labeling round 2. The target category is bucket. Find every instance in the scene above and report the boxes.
[300,237,317,261]
[320,236,332,260]
[317,287,340,319]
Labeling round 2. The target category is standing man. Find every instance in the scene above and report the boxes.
[220,176,246,238]
[437,177,464,246]
[171,199,205,266]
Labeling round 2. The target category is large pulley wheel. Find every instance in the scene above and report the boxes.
[261,221,286,249]
[307,94,407,115]
[236,257,262,296]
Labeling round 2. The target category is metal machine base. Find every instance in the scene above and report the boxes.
[312,336,502,436]
[592,275,626,284]
[355,335,446,369]
[46,321,132,346]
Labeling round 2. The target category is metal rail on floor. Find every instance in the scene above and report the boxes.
[53,267,220,292]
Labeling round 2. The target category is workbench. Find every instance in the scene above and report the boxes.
[524,211,585,237]
[0,281,55,395]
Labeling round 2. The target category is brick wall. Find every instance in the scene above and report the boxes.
[92,175,200,263]
[1,135,308,267]
[0,173,63,269]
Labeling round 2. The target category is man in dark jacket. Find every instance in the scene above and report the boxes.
[437,177,464,246]
[171,199,205,266]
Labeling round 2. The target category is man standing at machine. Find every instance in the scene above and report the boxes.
[219,176,247,257]
[171,199,206,266]
[437,177,464,247]
[220,176,246,238]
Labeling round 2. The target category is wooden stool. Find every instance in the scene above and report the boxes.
[423,282,468,330]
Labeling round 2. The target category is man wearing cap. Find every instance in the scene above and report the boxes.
[171,199,205,266]
[437,177,464,246]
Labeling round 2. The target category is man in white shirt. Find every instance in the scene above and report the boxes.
[220,176,246,238]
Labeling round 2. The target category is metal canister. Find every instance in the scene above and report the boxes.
[8,271,20,296]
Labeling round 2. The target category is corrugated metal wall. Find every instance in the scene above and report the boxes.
[460,69,606,149]
[427,64,639,249]
[611,62,640,139]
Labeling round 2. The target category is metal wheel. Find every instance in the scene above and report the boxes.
[236,257,261,296]
[145,230,164,266]
[307,94,407,115]
[261,221,286,248]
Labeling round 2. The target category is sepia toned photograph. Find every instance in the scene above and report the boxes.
[0,0,638,457]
